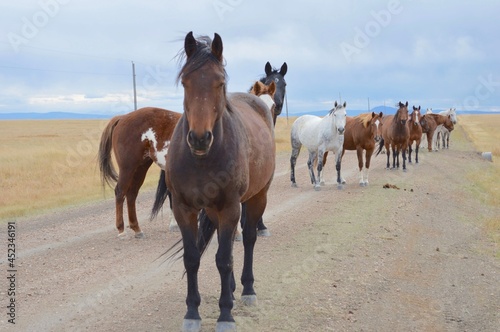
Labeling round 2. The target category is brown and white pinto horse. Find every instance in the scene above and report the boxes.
[98,107,181,238]
[152,32,275,331]
[377,101,410,171]
[419,113,455,152]
[407,106,423,163]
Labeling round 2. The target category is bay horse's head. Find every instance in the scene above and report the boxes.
[419,114,432,133]
[260,62,287,124]
[177,31,226,157]
[410,106,421,127]
[329,101,347,135]
[395,101,409,125]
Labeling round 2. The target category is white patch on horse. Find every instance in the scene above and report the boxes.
[141,128,170,169]
[259,94,275,113]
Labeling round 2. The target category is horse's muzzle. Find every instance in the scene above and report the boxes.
[187,130,213,157]
[337,127,345,135]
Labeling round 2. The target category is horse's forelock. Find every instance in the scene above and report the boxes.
[176,35,227,86]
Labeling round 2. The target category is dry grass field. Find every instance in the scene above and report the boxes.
[0,115,498,226]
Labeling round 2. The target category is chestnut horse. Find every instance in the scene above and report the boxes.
[259,61,287,124]
[407,106,423,163]
[419,113,455,152]
[98,107,181,238]
[376,101,410,171]
[341,111,383,186]
[152,32,275,331]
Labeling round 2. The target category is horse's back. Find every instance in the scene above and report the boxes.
[291,115,322,147]
[228,92,274,132]
[227,93,276,201]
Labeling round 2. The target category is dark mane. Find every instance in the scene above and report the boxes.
[175,35,227,86]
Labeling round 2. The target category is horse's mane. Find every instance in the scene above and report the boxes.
[175,34,232,113]
[175,35,227,86]
[356,113,373,128]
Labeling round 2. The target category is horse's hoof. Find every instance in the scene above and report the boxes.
[341,180,346,184]
[403,168,407,172]
[234,233,243,242]
[216,321,237,332]
[117,232,127,240]
[182,319,202,332]
[291,182,298,188]
[169,224,180,232]
[359,182,365,187]
[257,229,271,237]
[314,185,321,191]
[134,231,145,239]
[320,181,326,186]
[241,294,258,306]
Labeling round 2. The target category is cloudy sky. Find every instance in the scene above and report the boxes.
[1,0,499,116]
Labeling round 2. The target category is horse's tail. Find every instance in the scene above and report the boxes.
[375,138,385,156]
[197,209,216,257]
[150,170,171,220]
[98,116,121,188]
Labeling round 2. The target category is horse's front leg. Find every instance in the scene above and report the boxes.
[415,141,420,163]
[408,143,413,163]
[391,147,397,169]
[172,207,202,332]
[402,145,407,171]
[335,150,344,189]
[215,204,241,331]
[315,149,325,190]
[385,144,391,169]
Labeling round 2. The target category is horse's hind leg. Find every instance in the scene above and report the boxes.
[241,188,269,307]
[114,184,126,237]
[126,161,152,238]
[307,151,319,190]
[385,143,391,169]
[290,142,301,187]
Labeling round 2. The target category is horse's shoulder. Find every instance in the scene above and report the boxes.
[228,92,273,128]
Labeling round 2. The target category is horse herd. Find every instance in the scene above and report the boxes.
[96,32,457,331]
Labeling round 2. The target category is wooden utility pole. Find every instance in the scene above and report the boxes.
[132,61,137,110]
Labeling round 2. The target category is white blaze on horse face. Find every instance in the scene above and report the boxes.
[141,128,170,169]
[258,94,275,114]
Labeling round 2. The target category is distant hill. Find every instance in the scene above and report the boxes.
[0,112,112,120]
[1,108,498,120]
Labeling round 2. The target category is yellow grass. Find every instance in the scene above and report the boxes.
[0,120,160,221]
[1,114,499,233]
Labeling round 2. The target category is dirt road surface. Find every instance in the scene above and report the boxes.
[2,132,499,331]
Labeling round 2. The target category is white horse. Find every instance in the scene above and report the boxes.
[290,101,347,190]
[436,108,457,149]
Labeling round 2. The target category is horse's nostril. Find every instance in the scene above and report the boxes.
[204,131,212,143]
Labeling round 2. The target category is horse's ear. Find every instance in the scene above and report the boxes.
[265,62,272,76]
[343,101,346,108]
[405,101,408,107]
[413,106,417,110]
[251,81,261,95]
[185,31,197,58]
[334,101,338,107]
[371,111,376,118]
[268,81,276,96]
[418,106,421,110]
[379,112,383,118]
[212,33,223,62]
[279,62,288,76]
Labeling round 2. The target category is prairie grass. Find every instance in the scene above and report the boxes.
[1,114,499,233]
[0,120,160,221]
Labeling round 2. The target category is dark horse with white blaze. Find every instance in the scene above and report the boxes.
[152,32,275,332]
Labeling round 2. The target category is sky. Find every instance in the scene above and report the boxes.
[1,0,499,116]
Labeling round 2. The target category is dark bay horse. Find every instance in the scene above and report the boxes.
[407,106,423,163]
[376,101,410,171]
[340,111,383,186]
[153,32,275,332]
[419,113,455,152]
[260,61,287,124]
[98,107,181,238]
